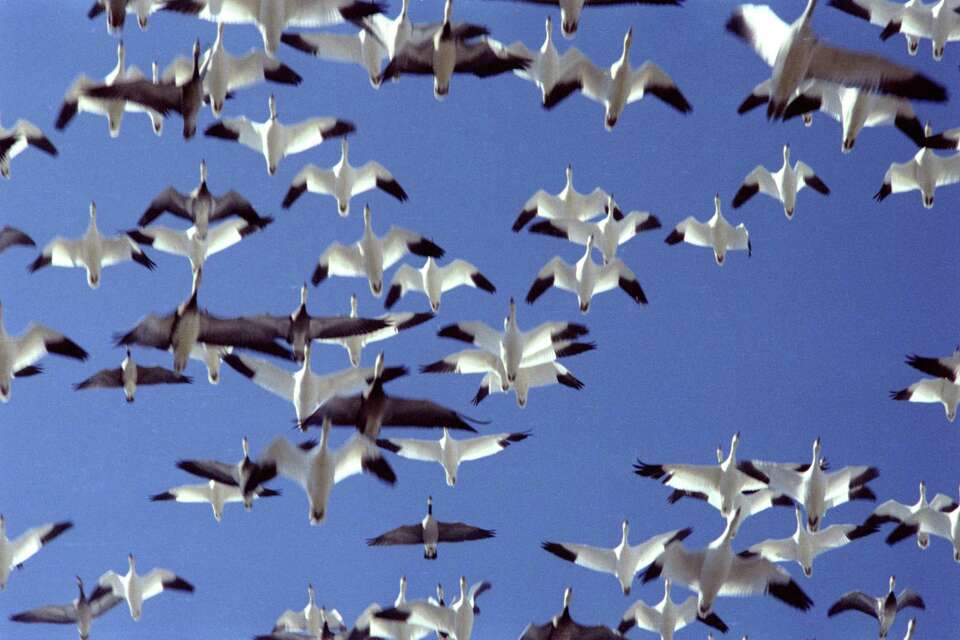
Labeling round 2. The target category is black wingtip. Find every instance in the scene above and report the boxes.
[512,208,537,232]
[222,353,256,379]
[280,32,319,54]
[847,522,880,540]
[541,541,577,563]
[204,122,240,141]
[498,431,531,447]
[471,272,496,294]
[375,438,401,453]
[282,182,307,209]
[311,262,328,287]
[39,521,74,545]
[363,454,397,485]
[408,237,444,259]
[150,491,175,502]
[634,460,667,480]
[737,91,769,115]
[886,522,919,545]
[665,228,684,245]
[164,576,194,592]
[732,183,759,209]
[890,387,910,400]
[640,560,663,584]
[768,578,814,611]
[322,120,356,140]
[27,254,51,273]
[556,371,583,390]
[384,284,401,309]
[420,360,455,374]
[264,63,302,86]
[874,182,892,202]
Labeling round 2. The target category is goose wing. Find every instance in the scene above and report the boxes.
[139,188,190,226]
[526,257,577,303]
[32,237,82,269]
[10,522,73,567]
[896,590,925,612]
[867,498,915,525]
[594,259,647,304]
[212,190,266,225]
[720,552,813,610]
[222,352,296,400]
[10,603,79,624]
[931,153,960,188]
[199,313,293,359]
[115,313,175,351]
[375,436,442,462]
[381,40,436,78]
[438,259,495,294]
[101,235,154,268]
[380,397,482,431]
[382,226,444,268]
[522,361,583,391]
[633,460,723,497]
[724,4,791,68]
[176,459,239,486]
[228,50,302,90]
[437,320,501,352]
[313,242,365,284]
[905,351,960,382]
[458,431,529,462]
[367,523,425,545]
[453,39,531,78]
[141,569,194,600]
[628,61,691,112]
[333,434,396,484]
[828,591,878,618]
[283,117,355,155]
[281,31,367,63]
[642,543,703,588]
[541,540,617,575]
[86,79,183,115]
[617,211,661,243]
[421,348,501,375]
[529,218,598,246]
[15,324,88,370]
[205,217,270,257]
[436,521,495,542]
[384,264,424,308]
[828,0,909,29]
[205,116,262,152]
[375,602,456,636]
[151,482,215,504]
[522,321,590,355]
[618,599,661,635]
[733,166,778,207]
[284,164,335,208]
[664,216,712,248]
[309,316,392,340]
[135,365,192,385]
[806,43,946,103]
[260,436,312,487]
[353,160,408,202]
[747,536,799,563]
[286,0,385,27]
[878,158,919,196]
[0,226,34,253]
[795,161,830,195]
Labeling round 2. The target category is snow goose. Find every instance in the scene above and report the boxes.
[311,204,445,296]
[378,0,530,100]
[205,94,354,175]
[0,302,88,402]
[175,436,284,509]
[367,496,494,558]
[73,348,190,402]
[634,433,770,519]
[641,510,814,616]
[162,23,301,117]
[732,144,830,219]
[164,0,387,57]
[150,479,280,521]
[911,485,960,561]
[906,346,960,382]
[529,195,660,265]
[90,554,192,621]
[830,0,960,61]
[0,227,35,255]
[87,0,174,32]
[545,28,691,129]
[874,124,960,208]
[315,294,433,367]
[617,579,728,639]
[0,516,72,590]
[127,215,272,273]
[864,480,957,548]
[748,507,877,577]
[753,437,879,531]
[491,0,683,40]
[541,520,692,595]
[139,159,268,233]
[56,41,164,138]
[270,584,345,638]
[725,0,947,120]
[890,376,960,421]
[243,420,396,525]
[29,202,156,289]
[114,267,294,372]
[374,576,490,640]
[514,164,620,232]
[9,576,123,640]
[525,234,648,312]
[283,139,407,216]
[664,194,751,266]
[0,118,57,178]
[385,257,495,312]
[376,428,530,486]
[520,587,622,640]
[827,576,924,639]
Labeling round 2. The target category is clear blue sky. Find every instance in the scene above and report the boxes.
[0,1,958,638]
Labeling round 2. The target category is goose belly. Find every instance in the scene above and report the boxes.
[697,549,730,613]
[307,461,336,524]
[171,315,200,372]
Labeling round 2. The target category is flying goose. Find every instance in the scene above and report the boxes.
[542,520,692,595]
[282,138,407,216]
[864,480,958,547]
[829,0,960,60]
[311,204,445,296]
[9,576,123,640]
[874,124,960,208]
[315,294,433,367]
[56,41,164,138]
[377,428,530,486]
[906,347,960,382]
[271,584,346,637]
[374,576,491,640]
[0,301,88,402]
[378,0,530,99]
[725,0,947,121]
[242,420,396,525]
[0,227,35,255]
[617,579,728,640]
[890,376,960,422]
[115,267,294,372]
[906,485,960,561]
[205,94,354,175]
[73,348,190,402]
[0,516,73,590]
[641,510,814,616]
[544,28,691,129]
[90,554,193,621]
[732,145,830,219]
[752,437,879,531]
[163,0,387,57]
[748,507,877,577]
[127,215,272,273]
[514,165,617,232]
[520,587,622,640]
[367,496,495,558]
[0,118,57,178]
[162,23,301,116]
[176,436,283,509]
[355,576,437,640]
[667,486,794,537]
[150,479,280,521]
[525,234,648,312]
[87,0,174,32]
[490,0,683,39]
[384,257,495,312]
[529,195,661,265]
[827,576,924,639]
[635,433,770,519]
[665,194,751,265]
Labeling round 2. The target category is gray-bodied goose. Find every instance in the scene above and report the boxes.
[176,436,270,508]
[367,496,494,558]
[520,587,622,640]
[150,479,280,521]
[827,576,924,639]
[9,576,123,640]
[73,348,190,402]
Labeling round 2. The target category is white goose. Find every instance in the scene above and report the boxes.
[0,118,57,178]
[311,204,445,296]
[376,428,530,486]
[271,584,345,637]
[542,520,692,595]
[521,587,622,640]
[385,257,496,312]
[830,0,960,60]
[0,301,88,402]
[10,576,122,640]
[243,420,396,525]
[0,516,73,590]
[525,235,648,312]
[87,0,173,32]
[73,348,191,402]
[514,164,612,232]
[91,554,193,621]
[546,28,691,129]
[127,215,272,273]
[917,485,960,561]
[732,144,830,219]
[56,41,164,138]
[725,0,947,120]
[748,507,876,577]
[162,23,302,116]
[150,478,279,521]
[665,194,751,266]
[874,124,960,208]
[890,376,960,422]
[282,138,407,216]
[204,94,354,175]
[827,575,925,639]
[529,195,661,265]
[367,496,495,558]
[641,510,814,617]
[864,480,957,548]
[374,576,491,640]
[473,360,584,407]
[493,0,684,40]
[906,346,960,382]
[617,579,729,640]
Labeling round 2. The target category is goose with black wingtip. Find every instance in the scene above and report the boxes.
[150,479,280,522]
[874,123,960,208]
[618,579,728,640]
[0,516,73,590]
[665,195,751,265]
[90,554,193,621]
[863,480,957,548]
[0,117,57,179]
[513,164,614,232]
[890,375,959,422]
[385,257,495,312]
[732,144,830,219]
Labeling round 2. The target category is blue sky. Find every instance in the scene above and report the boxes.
[0,0,958,638]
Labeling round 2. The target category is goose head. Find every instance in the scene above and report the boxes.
[621,28,633,61]
[887,575,896,596]
[307,583,316,605]
[905,618,916,640]
[198,159,208,187]
[811,437,822,466]
[918,480,927,504]
[299,282,309,309]
[715,442,725,464]
[542,16,554,51]
[565,164,574,188]
[373,352,385,382]
[578,235,596,313]
[458,575,468,601]
[426,495,433,515]
[710,195,726,265]
[782,143,791,165]
[727,431,740,461]
[560,5,578,38]
[397,575,407,603]
[127,552,137,572]
[663,578,672,599]
[241,436,250,460]
[188,266,203,305]
[504,296,517,331]
[215,22,225,49]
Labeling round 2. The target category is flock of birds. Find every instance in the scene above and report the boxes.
[1,0,959,638]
